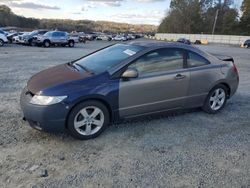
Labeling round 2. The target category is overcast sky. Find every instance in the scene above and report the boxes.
[0,0,243,25]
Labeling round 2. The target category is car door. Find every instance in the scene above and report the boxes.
[52,32,60,43]
[119,48,190,118]
[59,32,67,44]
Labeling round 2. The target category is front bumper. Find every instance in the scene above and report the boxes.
[20,88,69,133]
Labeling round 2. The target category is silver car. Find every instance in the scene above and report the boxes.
[36,31,75,47]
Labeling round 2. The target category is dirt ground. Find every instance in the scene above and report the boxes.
[0,41,250,188]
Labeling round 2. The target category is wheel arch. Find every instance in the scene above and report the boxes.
[219,82,231,98]
[65,97,113,129]
[209,81,231,98]
[43,39,50,43]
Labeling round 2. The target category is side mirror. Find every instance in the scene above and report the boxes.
[122,68,138,79]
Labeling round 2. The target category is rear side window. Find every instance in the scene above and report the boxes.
[187,52,210,68]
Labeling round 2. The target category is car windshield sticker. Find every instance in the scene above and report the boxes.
[123,49,136,56]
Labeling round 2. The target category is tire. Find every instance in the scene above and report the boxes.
[0,39,4,47]
[68,40,74,47]
[43,40,50,48]
[67,100,110,140]
[28,39,32,46]
[29,39,36,46]
[202,84,228,114]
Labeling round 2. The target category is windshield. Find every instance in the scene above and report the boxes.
[44,32,52,36]
[30,31,39,36]
[74,44,144,74]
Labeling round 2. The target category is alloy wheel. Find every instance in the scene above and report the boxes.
[209,88,226,111]
[74,106,105,136]
[44,41,50,47]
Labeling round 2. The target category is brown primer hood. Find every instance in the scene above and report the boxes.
[27,64,92,94]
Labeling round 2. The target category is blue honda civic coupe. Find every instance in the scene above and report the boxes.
[20,41,239,139]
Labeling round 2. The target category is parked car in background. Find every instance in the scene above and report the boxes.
[177,38,191,45]
[84,33,95,41]
[134,34,143,39]
[12,32,29,44]
[78,32,87,43]
[0,32,8,46]
[126,34,136,40]
[113,35,127,41]
[194,40,202,45]
[19,29,48,46]
[0,29,7,36]
[69,33,80,43]
[7,32,24,43]
[36,31,75,47]
[243,39,250,48]
[96,35,112,41]
[20,41,239,140]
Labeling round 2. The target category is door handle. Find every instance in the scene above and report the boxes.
[175,74,186,80]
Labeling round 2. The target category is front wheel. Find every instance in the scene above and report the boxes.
[202,84,228,114]
[67,101,110,140]
[43,40,50,48]
[0,39,4,47]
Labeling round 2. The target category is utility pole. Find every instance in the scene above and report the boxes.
[212,9,219,35]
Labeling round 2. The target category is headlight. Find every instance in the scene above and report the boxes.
[30,95,67,105]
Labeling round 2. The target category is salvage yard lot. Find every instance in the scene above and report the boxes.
[0,40,250,188]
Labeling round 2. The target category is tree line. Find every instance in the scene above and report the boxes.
[0,5,156,33]
[158,0,250,35]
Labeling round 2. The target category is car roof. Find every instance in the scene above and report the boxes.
[50,31,66,33]
[127,40,194,49]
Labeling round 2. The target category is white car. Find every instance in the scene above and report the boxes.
[97,35,112,41]
[12,32,29,44]
[113,35,127,41]
[0,33,8,46]
[12,35,20,43]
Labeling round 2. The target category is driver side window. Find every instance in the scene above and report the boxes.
[128,48,184,77]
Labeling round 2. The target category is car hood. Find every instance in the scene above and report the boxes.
[27,64,93,94]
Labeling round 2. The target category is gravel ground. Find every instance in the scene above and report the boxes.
[0,41,250,188]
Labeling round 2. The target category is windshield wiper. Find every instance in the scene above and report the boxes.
[75,63,94,74]
[67,61,79,71]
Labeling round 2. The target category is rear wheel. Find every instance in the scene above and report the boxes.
[67,100,109,140]
[68,40,74,47]
[29,39,36,46]
[202,84,228,114]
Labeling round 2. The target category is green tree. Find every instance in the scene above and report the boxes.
[158,0,239,35]
[158,0,204,33]
[240,0,250,35]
